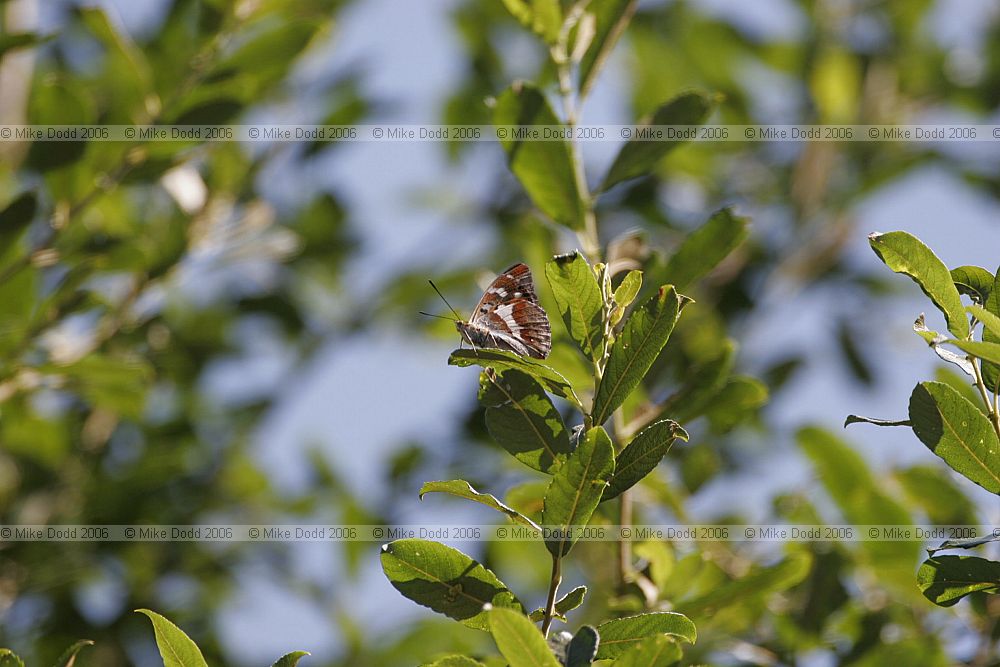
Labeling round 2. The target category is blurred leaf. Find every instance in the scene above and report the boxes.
[494,83,584,230]
[659,208,748,292]
[545,251,603,359]
[704,376,768,432]
[578,0,637,99]
[611,635,682,666]
[0,32,52,58]
[593,286,684,426]
[657,341,734,425]
[172,98,243,125]
[52,640,93,667]
[481,369,572,474]
[450,349,583,409]
[908,382,1000,495]
[0,191,37,269]
[488,608,560,667]
[555,585,587,615]
[77,7,154,121]
[950,265,994,304]
[809,47,860,123]
[594,612,696,659]
[869,232,969,339]
[603,420,687,501]
[0,650,25,667]
[270,652,310,667]
[600,91,713,191]
[381,539,524,631]
[26,75,93,170]
[0,267,37,356]
[499,0,561,43]
[542,426,615,557]
[420,480,542,529]
[422,657,487,667]
[136,609,209,667]
[679,552,812,617]
[917,555,1000,606]
[837,318,874,385]
[54,354,155,419]
[566,625,599,667]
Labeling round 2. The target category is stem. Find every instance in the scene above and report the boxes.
[971,357,1000,440]
[541,553,562,637]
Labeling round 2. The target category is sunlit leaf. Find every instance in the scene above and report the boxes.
[917,555,1000,606]
[869,231,969,339]
[566,625,599,667]
[450,348,583,409]
[542,426,615,556]
[487,607,561,667]
[545,251,603,359]
[499,0,561,43]
[136,609,209,667]
[270,651,310,667]
[951,265,994,304]
[381,539,524,631]
[908,382,1000,494]
[595,612,696,659]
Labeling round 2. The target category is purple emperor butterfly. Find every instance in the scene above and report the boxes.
[427,263,552,359]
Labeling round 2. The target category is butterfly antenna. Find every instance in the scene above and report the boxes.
[418,311,456,321]
[428,280,462,321]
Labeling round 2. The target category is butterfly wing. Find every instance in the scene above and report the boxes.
[466,263,551,359]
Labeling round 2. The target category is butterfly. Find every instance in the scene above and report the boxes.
[427,263,552,359]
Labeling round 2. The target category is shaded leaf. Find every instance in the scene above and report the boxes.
[380,539,524,631]
[601,92,713,191]
[0,192,37,261]
[0,32,52,58]
[271,652,310,667]
[869,231,969,338]
[914,314,974,375]
[593,286,684,426]
[566,626,599,667]
[135,609,209,667]
[603,420,687,501]
[844,415,911,428]
[679,552,812,616]
[420,480,542,529]
[917,555,1000,606]
[927,534,1000,555]
[659,208,748,292]
[542,426,615,556]
[488,607,561,667]
[482,369,573,474]
[450,348,582,409]
[595,612,696,660]
[494,83,583,229]
[422,657,487,667]
[908,382,1000,494]
[545,252,604,359]
[704,377,768,432]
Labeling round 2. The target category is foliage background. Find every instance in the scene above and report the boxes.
[0,0,998,665]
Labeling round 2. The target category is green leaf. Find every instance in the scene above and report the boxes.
[908,382,1000,494]
[982,266,1000,390]
[52,640,94,667]
[844,415,912,428]
[542,426,615,557]
[703,377,768,432]
[600,92,714,191]
[613,270,643,319]
[896,464,979,525]
[487,607,561,667]
[0,650,24,667]
[951,265,994,304]
[26,75,93,170]
[494,83,584,230]
[554,585,587,615]
[545,252,604,359]
[422,657,487,667]
[0,192,37,270]
[420,480,542,529]
[868,231,970,339]
[678,552,812,616]
[51,354,154,419]
[658,208,748,292]
[942,339,1000,366]
[500,0,561,43]
[578,0,637,99]
[380,539,524,631]
[450,348,582,409]
[481,369,573,474]
[612,635,683,667]
[655,341,735,425]
[592,286,684,426]
[0,32,52,58]
[917,555,1000,606]
[595,612,696,659]
[968,305,1000,340]
[135,609,209,667]
[566,626,599,667]
[271,652,311,667]
[603,420,687,501]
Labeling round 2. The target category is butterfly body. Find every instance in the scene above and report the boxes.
[456,263,551,359]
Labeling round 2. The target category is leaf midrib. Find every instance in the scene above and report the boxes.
[934,398,1000,488]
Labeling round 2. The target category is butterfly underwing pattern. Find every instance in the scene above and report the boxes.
[456,263,552,359]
